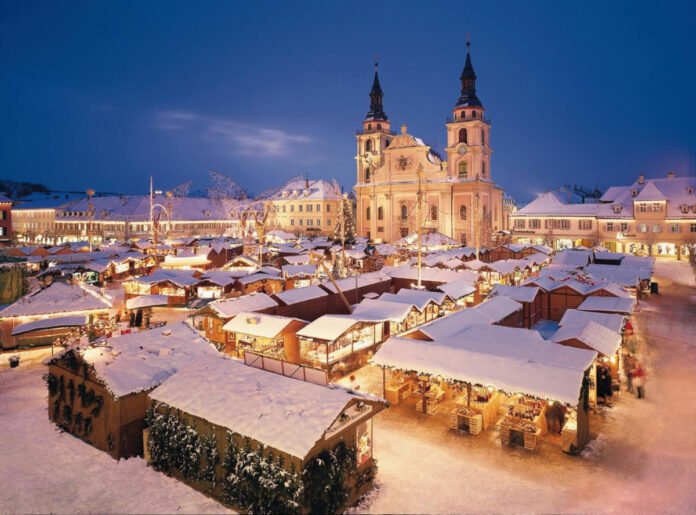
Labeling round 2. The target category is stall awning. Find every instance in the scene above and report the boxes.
[577,296,636,315]
[12,315,88,336]
[372,326,597,405]
[126,295,169,310]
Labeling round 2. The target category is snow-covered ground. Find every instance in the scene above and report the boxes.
[1,260,694,513]
[0,366,229,514]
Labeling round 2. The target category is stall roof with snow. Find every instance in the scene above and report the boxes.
[559,309,625,334]
[379,289,447,310]
[296,314,365,342]
[125,295,169,310]
[373,326,597,405]
[490,285,540,304]
[351,298,414,322]
[222,312,305,339]
[273,285,328,305]
[148,356,382,461]
[58,323,221,398]
[551,321,622,357]
[11,315,88,336]
[577,296,636,315]
[436,277,477,300]
[199,292,278,319]
[0,282,113,319]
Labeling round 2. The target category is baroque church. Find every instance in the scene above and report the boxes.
[353,43,513,245]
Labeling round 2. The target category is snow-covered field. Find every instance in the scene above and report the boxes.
[0,366,230,514]
[1,260,694,514]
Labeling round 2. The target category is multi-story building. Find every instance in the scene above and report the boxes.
[353,44,510,244]
[13,194,244,244]
[510,171,696,258]
[0,195,12,247]
[265,178,343,237]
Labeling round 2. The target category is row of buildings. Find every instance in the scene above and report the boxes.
[3,46,694,257]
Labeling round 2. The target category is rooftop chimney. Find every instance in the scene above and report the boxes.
[638,174,645,184]
[667,171,676,179]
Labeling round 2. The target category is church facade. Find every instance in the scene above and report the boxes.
[353,45,513,244]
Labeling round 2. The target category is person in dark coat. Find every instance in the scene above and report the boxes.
[600,366,613,406]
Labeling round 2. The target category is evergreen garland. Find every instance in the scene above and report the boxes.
[46,373,59,397]
[221,434,302,514]
[145,407,219,487]
[302,441,357,515]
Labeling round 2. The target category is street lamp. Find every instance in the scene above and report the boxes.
[86,188,95,252]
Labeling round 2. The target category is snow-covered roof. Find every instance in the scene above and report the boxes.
[577,296,636,315]
[126,295,169,310]
[74,323,220,397]
[386,265,465,284]
[148,356,374,460]
[238,272,283,285]
[131,269,200,287]
[0,282,112,319]
[633,181,666,201]
[559,309,625,334]
[351,298,414,322]
[584,264,644,285]
[282,255,311,265]
[320,271,391,293]
[273,285,328,305]
[515,191,598,217]
[373,326,597,405]
[553,250,592,267]
[394,231,458,249]
[268,178,342,201]
[12,315,88,336]
[412,296,521,340]
[436,278,477,300]
[204,293,278,318]
[296,314,363,341]
[490,285,540,304]
[379,289,447,309]
[222,312,304,338]
[198,271,239,287]
[282,264,317,277]
[161,254,211,268]
[551,321,622,357]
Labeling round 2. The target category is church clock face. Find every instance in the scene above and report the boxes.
[458,145,468,155]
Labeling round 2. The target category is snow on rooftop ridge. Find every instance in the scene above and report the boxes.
[551,321,621,357]
[206,292,278,318]
[273,285,327,305]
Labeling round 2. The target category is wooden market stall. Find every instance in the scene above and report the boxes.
[373,324,597,454]
[45,323,219,459]
[145,356,386,513]
[222,312,306,362]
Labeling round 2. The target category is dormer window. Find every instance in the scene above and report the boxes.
[687,187,694,194]
[613,205,623,214]
[204,210,211,217]
[691,204,696,213]
[680,204,689,214]
[631,189,639,197]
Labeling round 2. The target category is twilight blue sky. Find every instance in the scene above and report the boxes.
[2,0,695,204]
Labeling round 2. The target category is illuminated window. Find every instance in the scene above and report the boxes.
[356,418,373,466]
[458,161,468,179]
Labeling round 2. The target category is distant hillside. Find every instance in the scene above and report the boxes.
[0,179,50,199]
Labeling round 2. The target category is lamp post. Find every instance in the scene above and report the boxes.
[86,189,95,253]
[416,163,424,289]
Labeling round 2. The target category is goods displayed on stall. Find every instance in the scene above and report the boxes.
[384,370,415,405]
[415,377,446,415]
[500,396,548,451]
[449,385,503,435]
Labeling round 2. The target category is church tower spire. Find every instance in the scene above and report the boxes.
[366,62,388,122]
[456,39,482,108]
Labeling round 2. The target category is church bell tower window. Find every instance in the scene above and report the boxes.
[458,128,468,144]
[458,161,468,179]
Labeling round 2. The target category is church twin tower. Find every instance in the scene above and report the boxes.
[353,43,505,244]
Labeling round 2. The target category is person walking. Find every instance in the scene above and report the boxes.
[632,363,647,399]
[624,354,636,393]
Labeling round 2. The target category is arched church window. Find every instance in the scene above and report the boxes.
[367,124,372,131]
[459,205,467,220]
[378,206,384,221]
[401,204,408,220]
[430,205,438,221]
[482,162,487,177]
[458,161,468,179]
[481,129,485,145]
[377,124,382,131]
[460,111,466,120]
[365,139,373,152]
[472,111,477,119]
[458,128,468,144]
[366,206,371,220]
[365,167,371,182]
